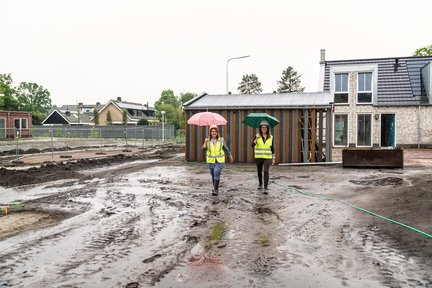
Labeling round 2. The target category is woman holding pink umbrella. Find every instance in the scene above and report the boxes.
[202,125,233,196]
[188,111,233,196]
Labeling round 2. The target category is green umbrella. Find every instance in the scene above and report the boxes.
[242,113,280,128]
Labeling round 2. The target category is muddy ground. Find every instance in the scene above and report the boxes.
[0,145,432,288]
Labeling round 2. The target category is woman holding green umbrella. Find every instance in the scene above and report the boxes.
[243,113,279,194]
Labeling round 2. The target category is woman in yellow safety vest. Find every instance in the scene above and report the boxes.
[202,125,234,196]
[251,120,275,194]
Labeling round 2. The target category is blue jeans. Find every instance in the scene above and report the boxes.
[207,162,225,182]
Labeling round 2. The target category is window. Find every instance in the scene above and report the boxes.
[14,118,28,130]
[334,114,348,146]
[0,118,5,139]
[357,114,372,146]
[358,72,372,103]
[334,73,349,103]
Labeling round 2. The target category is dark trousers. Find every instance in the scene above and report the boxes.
[255,158,271,188]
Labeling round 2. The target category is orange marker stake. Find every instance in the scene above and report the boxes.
[4,207,8,216]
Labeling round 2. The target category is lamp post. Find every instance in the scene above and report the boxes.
[161,111,165,143]
[226,55,250,94]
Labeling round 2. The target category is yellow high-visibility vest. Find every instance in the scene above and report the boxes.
[254,135,273,159]
[206,137,226,163]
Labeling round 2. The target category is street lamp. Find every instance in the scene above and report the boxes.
[161,111,165,143]
[226,55,250,94]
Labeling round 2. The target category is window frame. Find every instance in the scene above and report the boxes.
[14,118,29,130]
[357,72,373,104]
[0,118,6,139]
[333,113,349,147]
[356,113,373,147]
[334,73,349,104]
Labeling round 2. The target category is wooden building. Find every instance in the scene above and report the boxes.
[183,92,333,164]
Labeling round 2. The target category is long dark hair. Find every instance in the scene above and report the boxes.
[209,127,220,140]
[259,125,271,137]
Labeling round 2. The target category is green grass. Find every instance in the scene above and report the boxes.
[1,203,24,214]
[257,232,271,247]
[210,222,225,242]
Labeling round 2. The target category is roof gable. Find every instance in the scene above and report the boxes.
[42,109,70,125]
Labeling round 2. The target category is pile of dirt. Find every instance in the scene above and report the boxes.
[0,144,185,187]
[0,164,81,187]
[0,145,121,157]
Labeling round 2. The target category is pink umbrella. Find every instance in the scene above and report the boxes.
[187,112,227,126]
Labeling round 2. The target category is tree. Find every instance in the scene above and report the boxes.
[179,92,196,104]
[137,118,149,125]
[158,102,178,128]
[277,66,305,93]
[238,74,263,94]
[154,90,180,113]
[154,90,197,129]
[122,109,128,125]
[155,90,180,129]
[106,111,113,125]
[413,44,432,56]
[0,74,18,111]
[16,82,52,124]
[93,108,99,126]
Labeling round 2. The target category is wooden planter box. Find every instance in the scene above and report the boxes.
[342,148,404,168]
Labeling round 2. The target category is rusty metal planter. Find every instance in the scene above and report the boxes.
[342,148,404,168]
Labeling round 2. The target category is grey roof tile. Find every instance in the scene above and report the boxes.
[324,56,432,106]
[184,92,333,110]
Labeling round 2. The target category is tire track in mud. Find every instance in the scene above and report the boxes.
[3,153,432,287]
[0,183,96,287]
[158,169,289,287]
[120,165,216,287]
[334,222,432,287]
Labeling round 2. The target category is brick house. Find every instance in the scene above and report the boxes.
[0,111,32,139]
[319,49,432,148]
[96,97,157,125]
[42,98,157,126]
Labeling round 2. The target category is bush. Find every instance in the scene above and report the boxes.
[88,127,100,138]
[137,118,149,125]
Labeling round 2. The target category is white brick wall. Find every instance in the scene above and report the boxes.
[333,71,432,147]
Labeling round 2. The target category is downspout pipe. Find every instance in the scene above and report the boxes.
[418,104,420,149]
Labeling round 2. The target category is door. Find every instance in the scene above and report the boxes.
[381,114,396,147]
[0,118,5,139]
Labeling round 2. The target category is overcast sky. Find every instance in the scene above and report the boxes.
[1,0,431,107]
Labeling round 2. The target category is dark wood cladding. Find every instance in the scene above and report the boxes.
[184,108,332,163]
[342,148,403,168]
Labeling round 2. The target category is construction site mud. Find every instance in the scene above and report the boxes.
[0,144,431,287]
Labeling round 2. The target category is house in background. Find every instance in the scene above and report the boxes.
[0,110,32,138]
[42,103,101,126]
[319,49,432,148]
[42,97,157,126]
[96,97,157,125]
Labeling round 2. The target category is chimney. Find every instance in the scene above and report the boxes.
[65,109,70,116]
[394,58,399,72]
[320,49,326,63]
[96,102,100,107]
[78,102,83,107]
[117,96,122,101]
[318,49,326,92]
